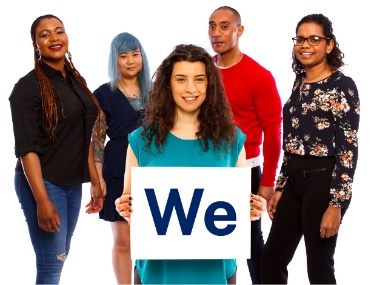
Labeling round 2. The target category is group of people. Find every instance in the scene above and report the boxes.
[9,5,360,285]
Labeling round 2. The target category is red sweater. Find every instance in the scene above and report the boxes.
[215,54,282,186]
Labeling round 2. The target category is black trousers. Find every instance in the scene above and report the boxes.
[261,154,347,284]
[247,165,265,284]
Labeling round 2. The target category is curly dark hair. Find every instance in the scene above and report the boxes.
[292,13,345,77]
[31,14,101,141]
[142,44,236,155]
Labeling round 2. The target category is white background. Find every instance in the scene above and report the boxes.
[0,0,368,284]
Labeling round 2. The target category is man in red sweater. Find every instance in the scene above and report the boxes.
[208,6,282,284]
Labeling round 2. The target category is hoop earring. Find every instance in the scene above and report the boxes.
[36,48,41,61]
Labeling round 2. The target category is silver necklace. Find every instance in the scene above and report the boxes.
[118,80,140,99]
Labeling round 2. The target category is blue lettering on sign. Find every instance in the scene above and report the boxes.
[205,202,236,236]
[144,188,236,236]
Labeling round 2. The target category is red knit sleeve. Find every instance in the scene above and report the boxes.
[254,70,282,186]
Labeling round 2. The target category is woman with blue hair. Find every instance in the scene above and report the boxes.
[92,32,151,284]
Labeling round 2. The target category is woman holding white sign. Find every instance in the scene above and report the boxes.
[115,43,267,284]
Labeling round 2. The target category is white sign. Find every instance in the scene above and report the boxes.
[130,167,251,259]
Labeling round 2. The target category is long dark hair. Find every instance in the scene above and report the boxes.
[31,14,101,140]
[142,44,236,155]
[292,13,345,77]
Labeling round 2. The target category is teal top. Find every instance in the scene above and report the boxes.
[128,126,246,284]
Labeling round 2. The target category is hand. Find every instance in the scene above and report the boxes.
[320,205,341,238]
[36,199,61,232]
[250,194,267,221]
[115,194,133,224]
[85,184,104,214]
[267,191,283,221]
[258,186,275,203]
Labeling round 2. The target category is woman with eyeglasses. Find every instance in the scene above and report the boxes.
[261,13,360,284]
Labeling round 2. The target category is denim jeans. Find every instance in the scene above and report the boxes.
[14,170,82,284]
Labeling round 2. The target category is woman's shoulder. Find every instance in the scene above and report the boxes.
[128,126,144,152]
[94,82,111,96]
[235,126,246,141]
[9,70,39,101]
[333,71,356,85]
[129,126,143,140]
[93,83,115,109]
[332,71,358,94]
[133,126,143,135]
[15,69,38,86]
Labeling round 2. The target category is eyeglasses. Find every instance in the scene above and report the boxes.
[292,36,330,46]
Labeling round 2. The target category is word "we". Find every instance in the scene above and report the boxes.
[145,188,236,236]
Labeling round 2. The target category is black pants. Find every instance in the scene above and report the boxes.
[247,165,265,284]
[261,154,347,284]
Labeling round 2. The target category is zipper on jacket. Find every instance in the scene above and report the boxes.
[303,168,326,178]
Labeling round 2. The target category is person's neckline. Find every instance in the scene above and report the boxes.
[169,131,198,141]
[302,70,339,84]
[214,60,230,69]
[214,53,244,69]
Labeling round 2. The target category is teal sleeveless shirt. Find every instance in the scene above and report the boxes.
[128,126,246,284]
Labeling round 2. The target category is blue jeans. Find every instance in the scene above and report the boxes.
[14,170,82,284]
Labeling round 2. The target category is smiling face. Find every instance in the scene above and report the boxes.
[208,8,243,55]
[34,17,68,68]
[170,61,207,117]
[294,22,334,70]
[117,48,143,79]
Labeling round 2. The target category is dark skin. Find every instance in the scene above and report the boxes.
[268,22,339,239]
[21,153,61,232]
[208,8,275,203]
[23,18,103,232]
[35,17,68,77]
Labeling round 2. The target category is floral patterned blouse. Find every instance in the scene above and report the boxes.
[276,71,360,208]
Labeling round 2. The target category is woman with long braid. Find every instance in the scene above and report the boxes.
[9,14,104,284]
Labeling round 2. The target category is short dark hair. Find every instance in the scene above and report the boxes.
[213,6,241,26]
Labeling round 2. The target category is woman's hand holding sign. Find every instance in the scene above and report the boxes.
[250,193,267,221]
[115,194,133,224]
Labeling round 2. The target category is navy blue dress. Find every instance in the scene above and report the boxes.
[94,83,144,221]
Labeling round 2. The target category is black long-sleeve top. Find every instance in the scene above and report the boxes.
[9,63,98,186]
[276,71,360,209]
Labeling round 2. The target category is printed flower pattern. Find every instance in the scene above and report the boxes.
[277,71,360,208]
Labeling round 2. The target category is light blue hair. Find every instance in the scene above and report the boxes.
[108,32,151,101]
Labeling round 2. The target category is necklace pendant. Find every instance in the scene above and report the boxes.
[118,80,139,99]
